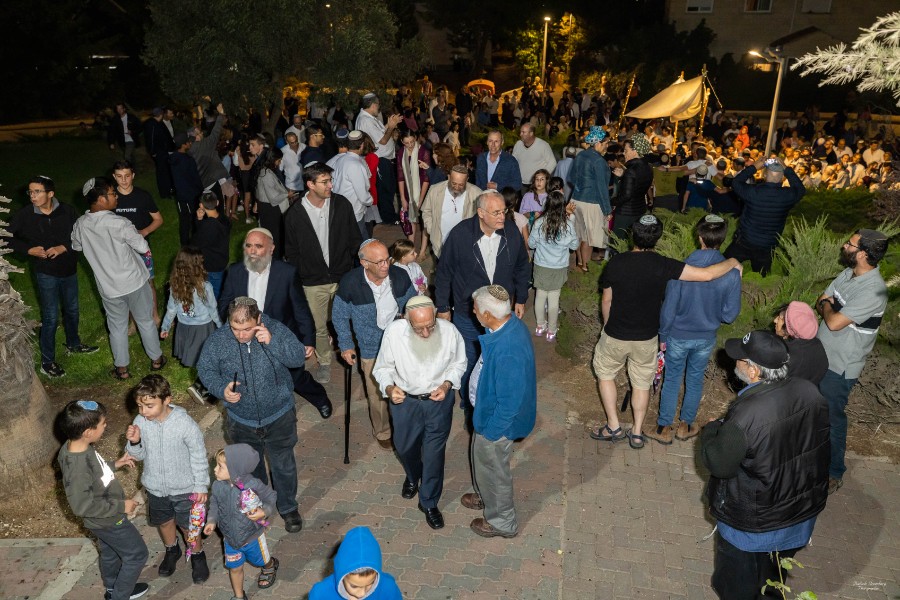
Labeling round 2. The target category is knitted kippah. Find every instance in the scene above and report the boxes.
[487,285,509,301]
[406,296,435,310]
[639,215,658,226]
[704,214,725,223]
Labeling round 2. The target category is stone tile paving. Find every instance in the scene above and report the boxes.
[3,309,899,599]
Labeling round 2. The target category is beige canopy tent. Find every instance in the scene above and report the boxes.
[625,75,706,121]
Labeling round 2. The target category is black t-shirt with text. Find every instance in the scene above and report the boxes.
[114,187,159,233]
[601,251,685,341]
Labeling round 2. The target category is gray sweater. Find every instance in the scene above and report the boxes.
[58,444,127,529]
[71,210,149,298]
[126,405,210,497]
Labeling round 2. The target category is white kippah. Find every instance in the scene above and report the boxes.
[639,215,658,225]
[406,296,435,310]
[247,227,274,240]
[348,130,364,141]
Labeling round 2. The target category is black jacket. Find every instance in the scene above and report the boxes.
[613,158,654,217]
[732,166,805,249]
[701,377,830,533]
[434,215,531,321]
[785,337,829,385]
[217,259,316,347]
[143,117,173,156]
[107,112,141,148]
[8,201,78,277]
[283,193,363,286]
[169,151,204,205]
[189,214,231,272]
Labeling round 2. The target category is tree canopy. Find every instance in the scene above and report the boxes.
[144,0,425,114]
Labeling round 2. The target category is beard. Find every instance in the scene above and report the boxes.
[838,247,858,268]
[408,324,444,363]
[244,253,273,273]
[448,186,465,199]
[733,366,752,386]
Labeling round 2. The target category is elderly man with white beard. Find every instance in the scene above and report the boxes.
[373,296,467,530]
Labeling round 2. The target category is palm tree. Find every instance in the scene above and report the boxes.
[0,194,57,498]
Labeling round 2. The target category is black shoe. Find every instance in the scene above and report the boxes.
[187,383,209,404]
[66,343,99,354]
[419,504,444,529]
[282,510,303,533]
[190,551,210,584]
[106,583,150,600]
[401,479,418,499]
[317,400,333,419]
[40,362,65,378]
[158,542,182,577]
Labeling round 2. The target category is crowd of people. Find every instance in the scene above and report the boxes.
[9,74,895,600]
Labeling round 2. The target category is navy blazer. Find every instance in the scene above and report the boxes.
[217,259,316,346]
[475,151,522,192]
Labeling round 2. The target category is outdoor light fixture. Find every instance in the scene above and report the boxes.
[748,46,787,156]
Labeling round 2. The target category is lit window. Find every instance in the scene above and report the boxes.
[744,0,773,12]
[801,0,831,13]
[686,0,713,12]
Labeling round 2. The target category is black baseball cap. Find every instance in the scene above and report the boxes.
[725,330,788,369]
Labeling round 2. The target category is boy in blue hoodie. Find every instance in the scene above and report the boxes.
[309,526,401,600]
[204,444,279,599]
[649,215,741,445]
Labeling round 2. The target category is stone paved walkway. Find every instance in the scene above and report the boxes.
[1,313,898,599]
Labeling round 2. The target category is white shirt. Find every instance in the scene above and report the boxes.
[686,159,717,182]
[247,265,271,312]
[326,151,372,220]
[121,115,133,143]
[477,231,502,283]
[364,273,399,330]
[512,137,557,184]
[302,194,330,266]
[373,319,467,396]
[486,153,501,184]
[467,319,507,406]
[440,187,464,244]
[863,148,884,166]
[356,110,395,159]
[163,119,174,138]
[286,124,307,145]
[280,144,305,191]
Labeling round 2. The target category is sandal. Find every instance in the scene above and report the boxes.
[110,366,131,380]
[150,355,168,371]
[628,432,646,450]
[257,556,279,589]
[589,424,626,442]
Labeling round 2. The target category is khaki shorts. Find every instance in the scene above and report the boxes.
[592,332,658,390]
[572,200,608,248]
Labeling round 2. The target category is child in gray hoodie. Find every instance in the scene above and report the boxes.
[204,444,279,599]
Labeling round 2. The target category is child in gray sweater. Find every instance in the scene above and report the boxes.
[58,400,150,600]
[125,375,210,583]
[204,444,279,599]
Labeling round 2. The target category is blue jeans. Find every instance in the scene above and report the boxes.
[453,311,483,430]
[225,408,299,516]
[208,271,224,300]
[819,369,856,480]
[35,272,81,365]
[658,337,717,427]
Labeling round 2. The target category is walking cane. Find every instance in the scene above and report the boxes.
[343,355,354,464]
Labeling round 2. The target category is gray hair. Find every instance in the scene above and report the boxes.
[471,286,511,319]
[746,359,789,383]
[476,189,504,210]
[358,238,384,260]
[361,93,379,109]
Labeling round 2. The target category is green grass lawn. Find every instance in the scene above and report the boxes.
[0,133,254,395]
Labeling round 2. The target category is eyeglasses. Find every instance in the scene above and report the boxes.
[77,400,99,411]
[480,209,506,218]
[411,322,436,334]
[843,240,860,250]
[362,257,390,267]
[27,189,46,196]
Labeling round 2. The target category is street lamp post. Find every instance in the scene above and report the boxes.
[541,16,551,91]
[750,46,787,157]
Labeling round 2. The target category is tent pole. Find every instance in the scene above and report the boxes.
[697,65,709,140]
[617,71,637,133]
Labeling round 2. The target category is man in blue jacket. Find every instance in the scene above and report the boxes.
[648,215,742,445]
[435,190,531,421]
[333,239,416,448]
[475,130,522,192]
[460,285,536,538]
[724,155,805,276]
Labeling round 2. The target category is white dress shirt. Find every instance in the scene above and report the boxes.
[247,265,271,312]
[280,144,305,191]
[302,194,330,266]
[373,319,467,396]
[364,273,399,330]
[440,187,464,244]
[356,110,395,159]
[477,231,502,283]
[326,152,372,220]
